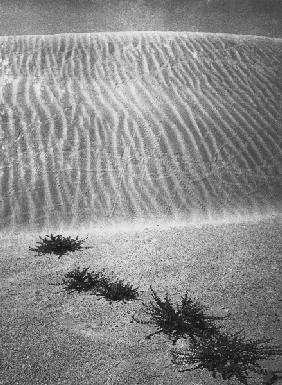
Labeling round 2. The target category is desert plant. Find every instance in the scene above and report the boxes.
[133,287,226,344]
[96,278,139,303]
[29,234,88,258]
[61,267,107,293]
[171,330,282,385]
[60,267,139,302]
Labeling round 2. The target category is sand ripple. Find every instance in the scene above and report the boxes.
[0,31,281,229]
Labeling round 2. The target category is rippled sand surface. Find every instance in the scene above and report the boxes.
[0,31,282,230]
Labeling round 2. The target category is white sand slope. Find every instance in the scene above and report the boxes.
[0,31,282,230]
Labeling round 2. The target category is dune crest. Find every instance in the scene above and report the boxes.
[0,31,281,229]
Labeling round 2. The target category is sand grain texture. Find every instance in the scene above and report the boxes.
[1,217,282,384]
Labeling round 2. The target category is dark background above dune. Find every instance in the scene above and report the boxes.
[0,0,282,37]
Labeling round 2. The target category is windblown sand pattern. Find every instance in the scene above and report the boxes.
[0,31,282,229]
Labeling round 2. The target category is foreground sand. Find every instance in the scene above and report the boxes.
[1,215,282,385]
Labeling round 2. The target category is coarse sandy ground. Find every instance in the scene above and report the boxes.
[1,214,282,385]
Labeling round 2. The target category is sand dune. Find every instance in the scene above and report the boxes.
[0,31,282,229]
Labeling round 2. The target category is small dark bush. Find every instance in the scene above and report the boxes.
[171,330,282,385]
[61,267,107,293]
[60,267,139,302]
[29,234,88,258]
[97,278,139,303]
[133,287,226,344]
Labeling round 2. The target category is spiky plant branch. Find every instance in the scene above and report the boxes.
[96,278,139,303]
[133,287,227,344]
[60,267,139,302]
[61,267,107,293]
[171,330,282,385]
[133,287,282,384]
[29,234,88,258]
